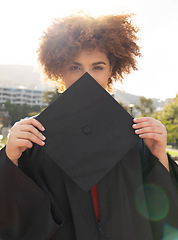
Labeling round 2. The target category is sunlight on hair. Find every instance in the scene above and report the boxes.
[0,0,177,99]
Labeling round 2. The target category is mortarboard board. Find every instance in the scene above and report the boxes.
[36,72,139,192]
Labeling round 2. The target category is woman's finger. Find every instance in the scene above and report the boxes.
[16,139,34,149]
[133,117,159,123]
[138,132,162,140]
[18,118,45,132]
[133,118,162,129]
[135,126,163,135]
[15,131,45,146]
[17,124,46,141]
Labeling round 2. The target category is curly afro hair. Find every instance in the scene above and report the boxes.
[37,12,141,92]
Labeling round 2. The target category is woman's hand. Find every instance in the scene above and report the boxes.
[6,118,46,167]
[132,117,169,171]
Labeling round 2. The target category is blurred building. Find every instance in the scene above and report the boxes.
[0,86,47,107]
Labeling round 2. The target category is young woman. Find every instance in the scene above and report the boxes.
[1,13,178,240]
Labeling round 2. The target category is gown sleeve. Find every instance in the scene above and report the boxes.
[141,144,178,240]
[0,147,59,240]
[141,139,178,190]
[168,154,178,192]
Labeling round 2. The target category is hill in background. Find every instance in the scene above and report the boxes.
[0,65,47,90]
[114,89,166,110]
[0,65,168,109]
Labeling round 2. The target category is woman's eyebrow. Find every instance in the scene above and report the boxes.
[72,61,106,66]
[92,61,106,66]
[72,62,82,66]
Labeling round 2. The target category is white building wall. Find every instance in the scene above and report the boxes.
[0,87,48,107]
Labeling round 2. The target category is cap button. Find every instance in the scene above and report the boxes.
[83,125,92,135]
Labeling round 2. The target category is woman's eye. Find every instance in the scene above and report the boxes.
[70,66,80,71]
[93,66,103,70]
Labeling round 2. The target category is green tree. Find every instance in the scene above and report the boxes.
[154,94,178,148]
[43,89,61,105]
[3,101,42,126]
[117,101,130,112]
[136,96,155,117]
[0,104,11,127]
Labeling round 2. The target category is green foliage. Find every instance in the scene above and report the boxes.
[118,102,129,112]
[42,89,61,105]
[1,101,42,126]
[136,96,155,117]
[166,149,178,157]
[154,94,178,148]
[0,137,7,149]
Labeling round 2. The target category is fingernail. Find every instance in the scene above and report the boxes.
[132,124,137,128]
[41,126,45,131]
[41,141,45,145]
[42,135,46,140]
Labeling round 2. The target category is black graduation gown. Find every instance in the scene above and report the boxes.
[0,73,178,240]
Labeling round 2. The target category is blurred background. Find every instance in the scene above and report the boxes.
[0,0,177,158]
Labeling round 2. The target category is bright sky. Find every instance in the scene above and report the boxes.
[0,0,177,100]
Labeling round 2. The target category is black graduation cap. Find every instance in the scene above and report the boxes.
[36,72,139,191]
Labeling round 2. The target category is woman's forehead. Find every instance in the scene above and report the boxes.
[71,49,109,64]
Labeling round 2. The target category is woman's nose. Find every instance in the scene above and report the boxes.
[83,69,93,77]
